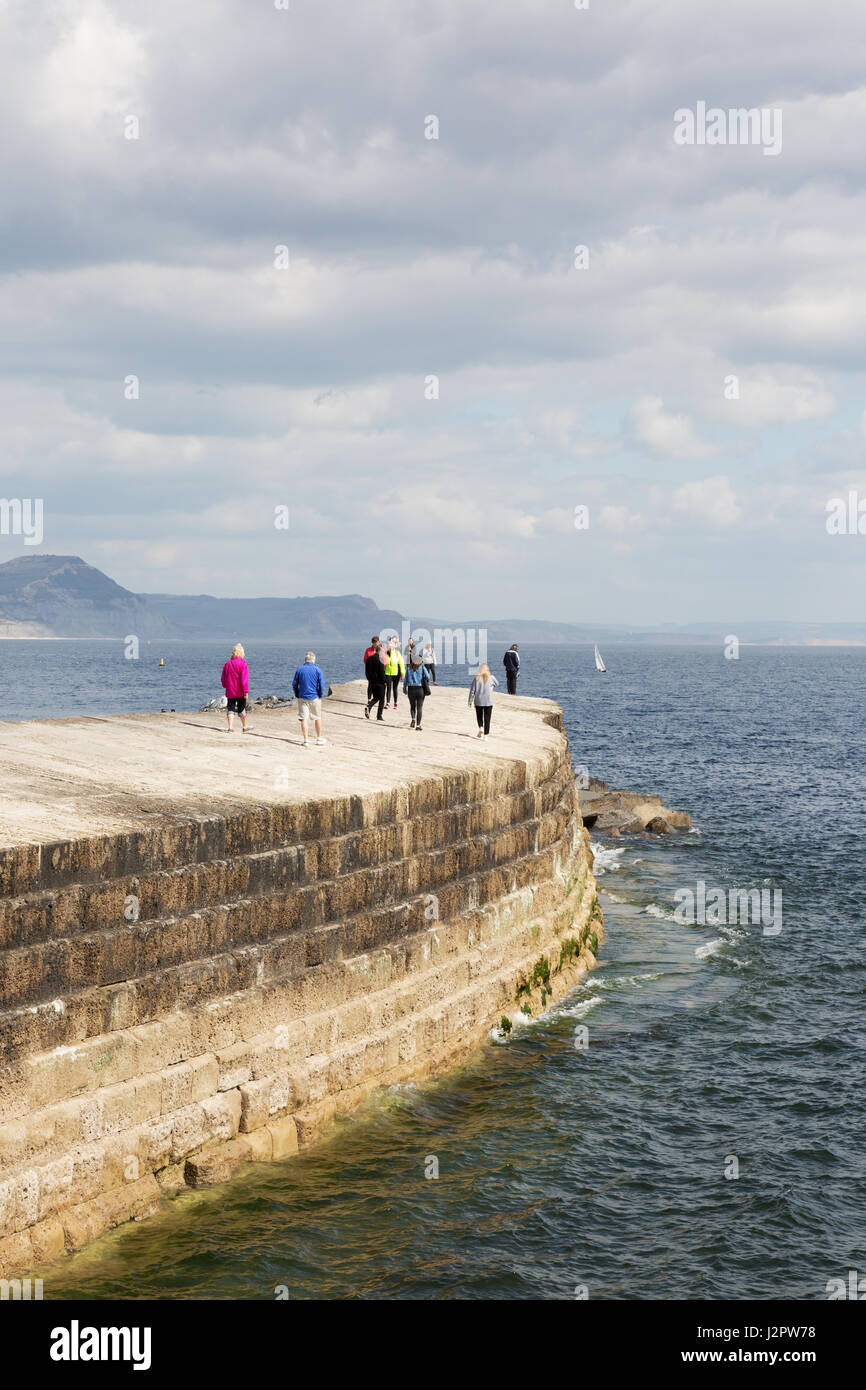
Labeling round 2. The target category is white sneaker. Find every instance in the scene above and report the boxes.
[483,735,489,741]
[302,739,309,747]
[316,736,326,745]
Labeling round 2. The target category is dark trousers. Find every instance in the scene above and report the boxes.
[387,674,401,703]
[506,670,518,694]
[475,704,492,734]
[408,687,425,725]
[426,663,436,685]
[367,686,385,719]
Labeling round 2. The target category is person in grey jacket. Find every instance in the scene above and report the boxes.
[468,664,498,739]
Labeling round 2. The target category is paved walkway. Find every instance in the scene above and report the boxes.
[0,681,566,849]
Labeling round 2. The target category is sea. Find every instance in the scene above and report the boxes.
[5,640,865,1300]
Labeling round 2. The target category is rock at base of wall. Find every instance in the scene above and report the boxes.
[645,816,676,834]
[578,781,690,834]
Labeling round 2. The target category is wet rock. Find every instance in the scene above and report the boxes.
[590,810,645,835]
[645,815,675,834]
[578,778,690,834]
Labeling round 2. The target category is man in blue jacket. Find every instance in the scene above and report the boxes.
[293,651,326,746]
[503,644,520,695]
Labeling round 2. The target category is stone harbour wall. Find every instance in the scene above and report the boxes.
[0,693,601,1276]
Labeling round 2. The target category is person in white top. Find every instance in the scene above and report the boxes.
[421,640,437,685]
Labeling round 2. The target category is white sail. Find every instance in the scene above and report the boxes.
[594,643,606,673]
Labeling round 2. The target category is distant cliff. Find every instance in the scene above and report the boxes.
[0,556,403,641]
[140,590,405,642]
[0,555,172,639]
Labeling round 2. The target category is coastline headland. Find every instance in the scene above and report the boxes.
[0,681,601,1276]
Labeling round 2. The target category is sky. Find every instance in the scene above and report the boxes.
[1,0,866,624]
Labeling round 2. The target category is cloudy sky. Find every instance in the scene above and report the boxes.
[1,0,865,624]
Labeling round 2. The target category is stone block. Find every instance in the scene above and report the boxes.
[27,1216,64,1266]
[169,1104,207,1162]
[293,1097,336,1149]
[155,1162,186,1192]
[267,1116,298,1160]
[238,1079,270,1133]
[200,1090,241,1143]
[245,1127,273,1162]
[184,1138,251,1188]
[0,1229,33,1278]
[63,1174,160,1252]
[217,1042,251,1091]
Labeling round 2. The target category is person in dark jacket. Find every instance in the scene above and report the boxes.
[403,652,429,730]
[363,636,379,700]
[503,644,520,694]
[364,642,387,721]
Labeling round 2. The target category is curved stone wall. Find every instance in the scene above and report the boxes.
[0,688,600,1275]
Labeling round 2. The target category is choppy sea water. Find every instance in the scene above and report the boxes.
[7,641,866,1300]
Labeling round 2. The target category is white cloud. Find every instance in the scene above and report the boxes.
[599,505,644,534]
[673,476,742,527]
[627,395,715,460]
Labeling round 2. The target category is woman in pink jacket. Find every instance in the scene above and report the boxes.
[221,643,250,733]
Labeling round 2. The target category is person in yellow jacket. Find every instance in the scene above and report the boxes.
[384,640,406,709]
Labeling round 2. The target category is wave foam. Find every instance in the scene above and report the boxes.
[489,1008,535,1043]
[694,938,725,960]
[588,970,665,990]
[591,843,626,874]
[645,902,677,922]
[561,995,603,1020]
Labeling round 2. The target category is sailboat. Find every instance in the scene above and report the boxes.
[594,643,606,673]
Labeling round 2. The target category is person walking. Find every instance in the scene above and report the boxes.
[421,639,438,685]
[403,651,430,731]
[221,643,250,733]
[469,663,498,740]
[364,641,387,721]
[292,651,326,746]
[384,640,406,709]
[363,636,379,701]
[503,644,520,695]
